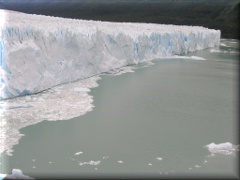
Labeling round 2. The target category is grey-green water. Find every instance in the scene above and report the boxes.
[0,39,239,179]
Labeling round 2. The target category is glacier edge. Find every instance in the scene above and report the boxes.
[0,10,221,100]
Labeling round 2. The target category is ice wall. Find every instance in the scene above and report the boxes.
[0,10,221,100]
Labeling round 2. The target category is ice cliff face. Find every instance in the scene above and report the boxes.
[0,10,220,100]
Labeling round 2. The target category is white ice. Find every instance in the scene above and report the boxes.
[0,169,33,179]
[75,151,83,155]
[0,9,220,100]
[74,88,90,92]
[205,142,239,155]
[79,160,101,166]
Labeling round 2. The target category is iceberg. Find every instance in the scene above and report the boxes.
[0,9,220,100]
[205,142,239,155]
[0,169,34,179]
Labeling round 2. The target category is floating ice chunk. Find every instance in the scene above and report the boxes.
[79,160,101,166]
[220,43,230,47]
[165,55,206,60]
[75,151,83,155]
[103,156,109,159]
[1,169,34,179]
[74,88,90,92]
[117,160,124,163]
[205,142,239,155]
[190,56,206,60]
[0,174,7,180]
[148,163,152,166]
[156,157,163,161]
[195,165,201,168]
[210,49,221,53]
[210,49,229,53]
[208,153,216,157]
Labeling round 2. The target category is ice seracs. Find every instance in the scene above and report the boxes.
[0,9,221,100]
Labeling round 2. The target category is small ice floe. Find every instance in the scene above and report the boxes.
[117,160,124,164]
[156,157,163,161]
[79,160,100,166]
[208,153,216,157]
[0,173,7,179]
[32,166,36,169]
[148,163,152,166]
[189,168,192,170]
[220,43,230,47]
[32,159,35,162]
[0,169,34,179]
[94,168,98,170]
[195,165,201,168]
[210,49,222,53]
[205,142,239,155]
[48,162,52,164]
[73,87,90,92]
[74,151,83,155]
[169,55,206,60]
[203,159,208,163]
[190,56,206,60]
[103,156,109,160]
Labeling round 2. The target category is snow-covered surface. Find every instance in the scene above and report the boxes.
[0,9,220,100]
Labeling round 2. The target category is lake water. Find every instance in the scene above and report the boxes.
[0,39,239,179]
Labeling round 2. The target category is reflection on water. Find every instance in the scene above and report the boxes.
[0,39,239,179]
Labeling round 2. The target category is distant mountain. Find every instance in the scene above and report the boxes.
[0,0,239,39]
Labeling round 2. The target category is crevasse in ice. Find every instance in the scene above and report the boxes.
[0,10,221,100]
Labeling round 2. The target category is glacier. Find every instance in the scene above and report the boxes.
[0,9,220,100]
